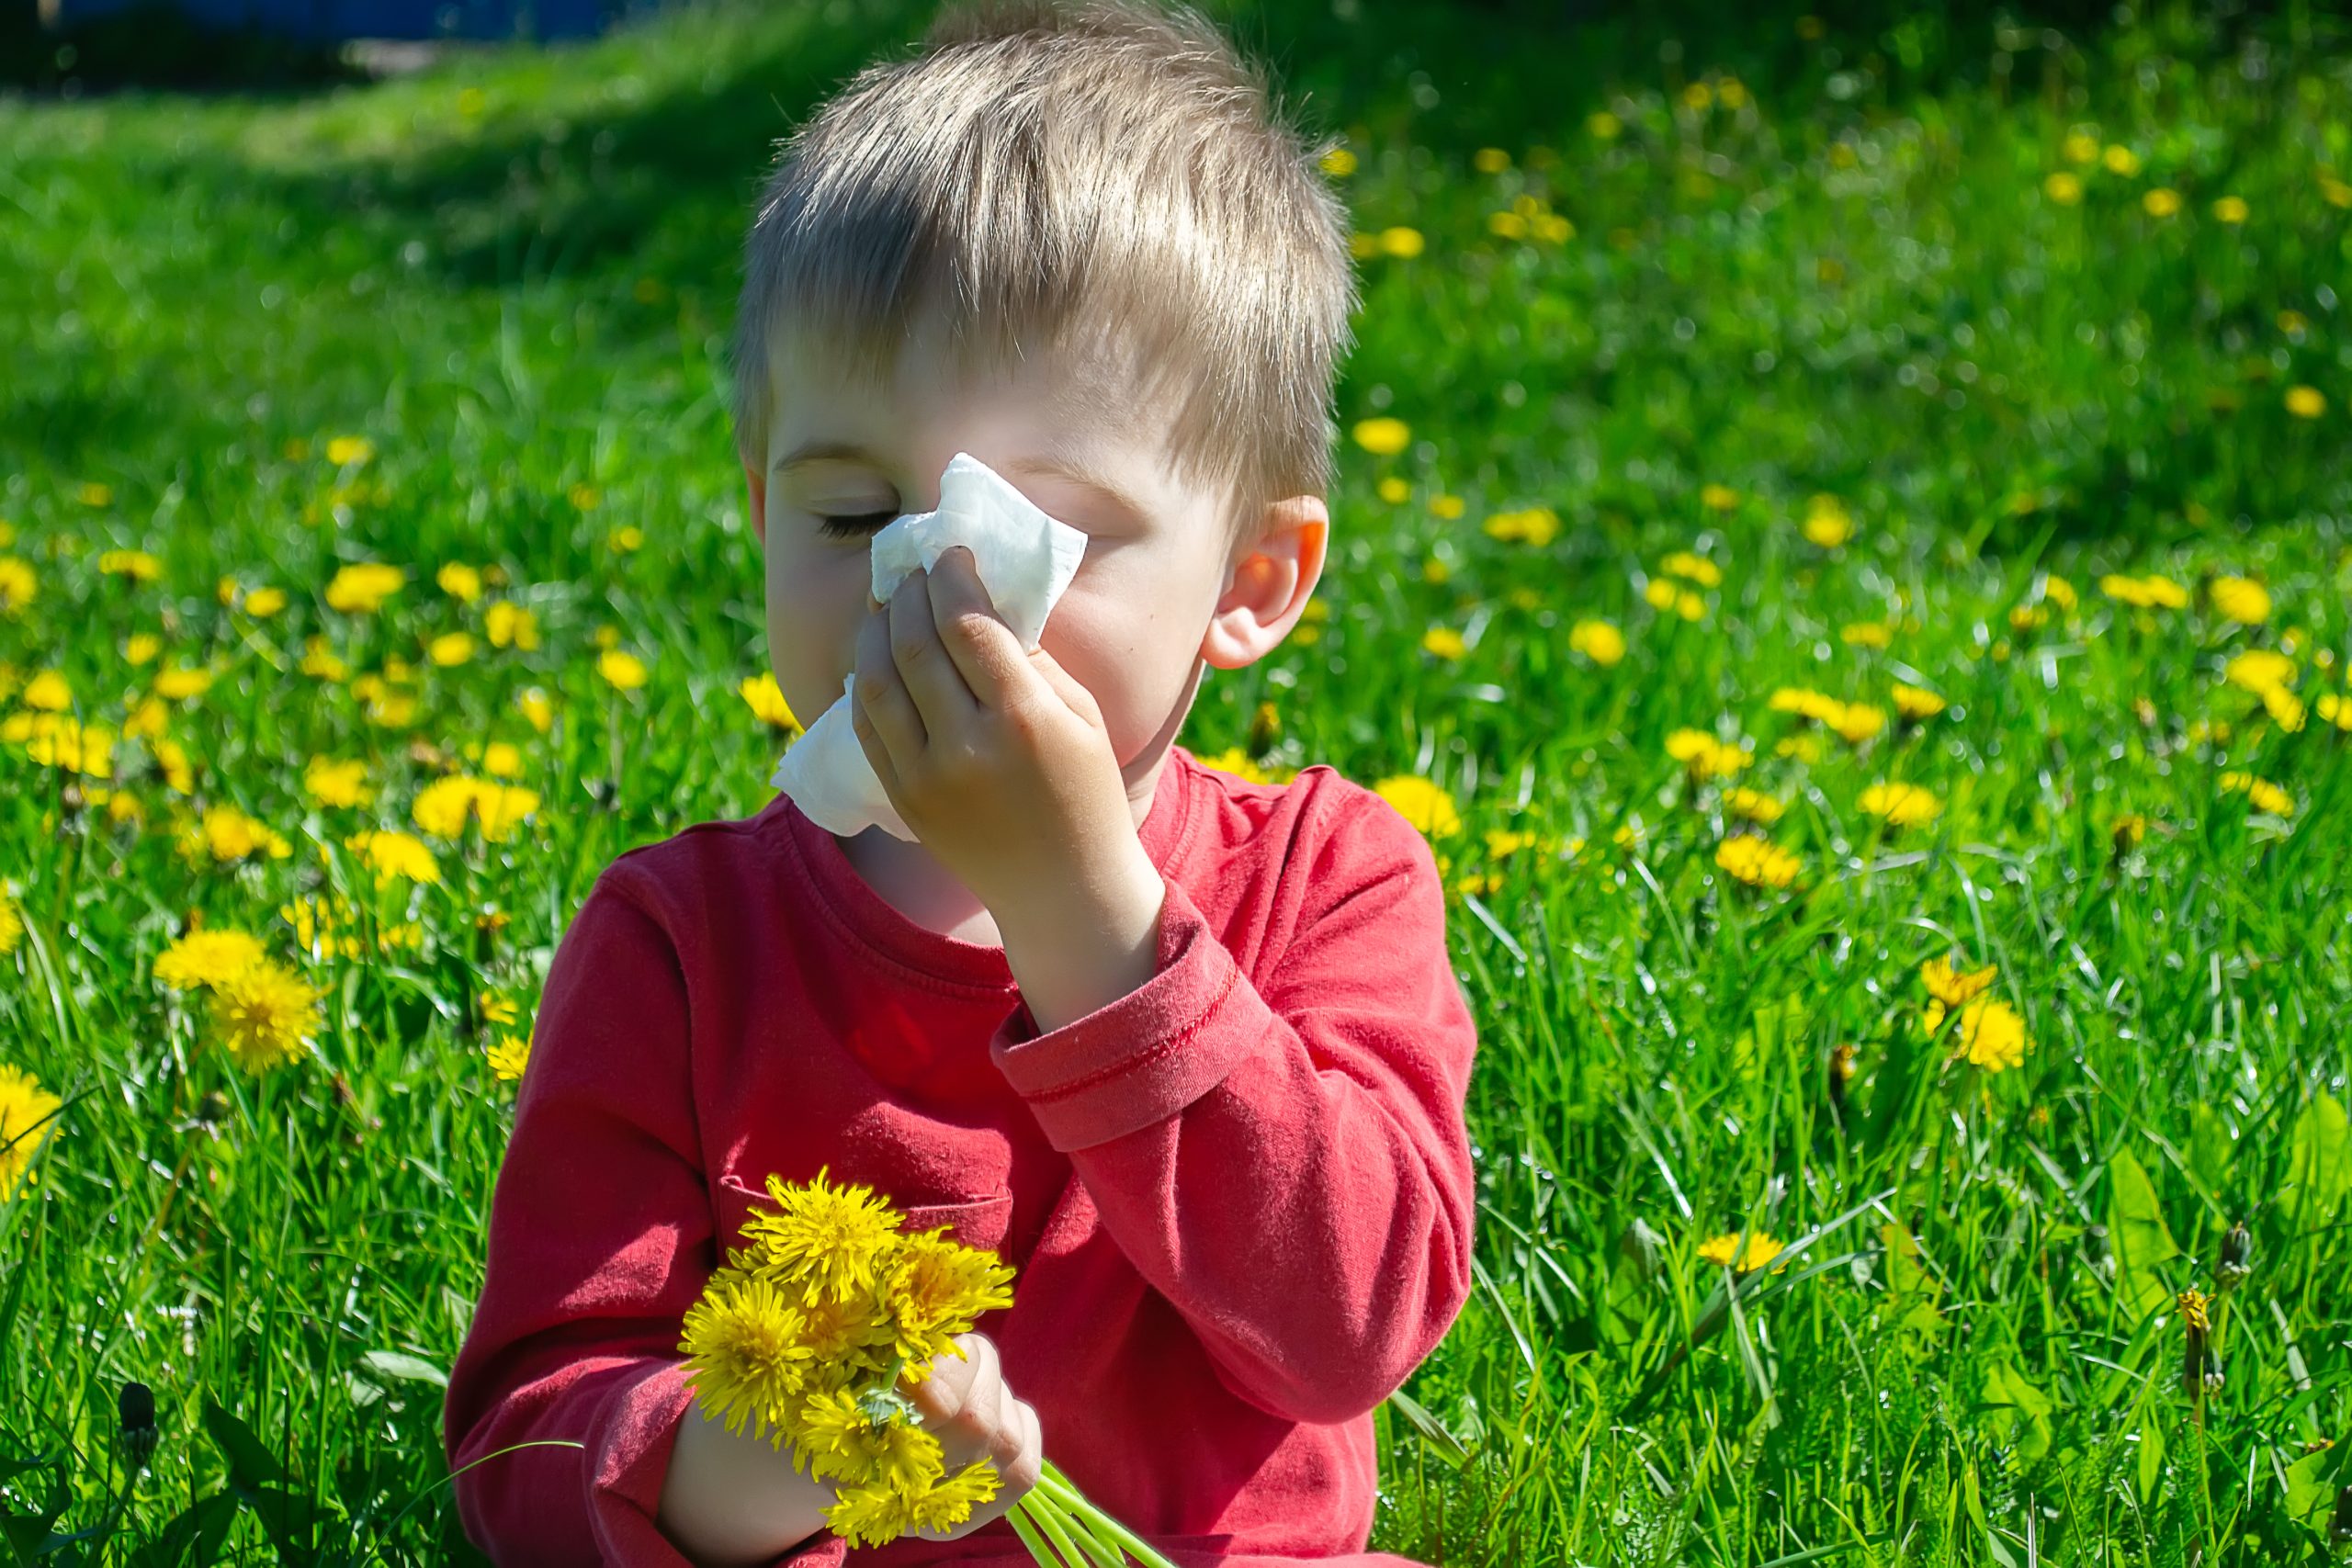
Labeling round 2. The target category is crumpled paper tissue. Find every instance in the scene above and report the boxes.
[768,450,1091,840]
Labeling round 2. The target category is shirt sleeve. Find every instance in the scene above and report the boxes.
[441,867,848,1568]
[987,784,1479,1426]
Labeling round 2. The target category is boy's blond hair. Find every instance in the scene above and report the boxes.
[730,0,1359,545]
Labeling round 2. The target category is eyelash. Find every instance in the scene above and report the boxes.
[817,511,898,539]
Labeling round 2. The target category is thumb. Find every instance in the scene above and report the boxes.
[1024,643,1102,726]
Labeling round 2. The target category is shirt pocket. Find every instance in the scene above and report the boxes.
[711,1173,1016,1265]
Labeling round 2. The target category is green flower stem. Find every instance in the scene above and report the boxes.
[1032,1461,1182,1568]
[1004,1497,1065,1567]
[1022,1487,1098,1568]
[1018,1488,1123,1568]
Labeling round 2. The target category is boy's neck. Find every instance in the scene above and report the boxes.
[833,748,1173,949]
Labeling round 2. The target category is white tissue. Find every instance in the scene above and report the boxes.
[768,451,1091,841]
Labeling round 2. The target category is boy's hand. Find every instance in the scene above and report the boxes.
[849,545,1163,969]
[900,1332,1043,1542]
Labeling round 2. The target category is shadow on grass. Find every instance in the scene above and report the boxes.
[169,0,2163,295]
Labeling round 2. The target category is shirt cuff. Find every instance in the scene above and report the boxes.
[989,872,1270,1151]
[588,1359,849,1567]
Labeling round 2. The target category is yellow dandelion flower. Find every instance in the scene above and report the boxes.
[1920,957,1997,1007]
[303,756,373,810]
[325,435,375,467]
[155,928,267,990]
[1319,146,1357,177]
[2262,684,2306,732]
[1351,417,1411,457]
[1722,787,1784,825]
[0,892,20,955]
[428,632,476,668]
[2043,171,2084,205]
[1832,703,1886,744]
[1891,683,1947,720]
[345,829,441,886]
[2209,576,2271,625]
[485,1033,532,1081]
[2142,186,2182,218]
[1700,483,1740,513]
[324,563,404,615]
[243,586,288,618]
[1420,626,1467,660]
[1569,619,1626,667]
[2211,195,2248,223]
[180,806,292,864]
[152,664,214,702]
[741,672,801,732]
[1374,775,1462,840]
[908,1459,1003,1534]
[1378,226,1424,258]
[824,1475,930,1549]
[411,776,541,842]
[742,1167,906,1304]
[1841,620,1894,649]
[485,601,540,650]
[22,671,71,712]
[1859,782,1941,828]
[2316,693,2351,732]
[300,637,349,682]
[1480,506,1560,547]
[2285,386,2327,420]
[1802,494,1854,547]
[2219,771,2291,816]
[97,549,162,582]
[207,958,321,1072]
[2100,144,2140,175]
[879,1230,1016,1371]
[0,558,38,615]
[678,1271,812,1440]
[2223,649,2295,694]
[1194,747,1272,784]
[436,562,483,603]
[597,649,649,691]
[1714,837,1801,889]
[517,687,554,734]
[1659,550,1723,587]
[1951,997,2030,1073]
[1666,728,1752,780]
[1697,1230,1786,1273]
[1379,477,1412,505]
[0,1066,64,1202]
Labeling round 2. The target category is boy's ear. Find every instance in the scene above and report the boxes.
[1201,494,1329,671]
[742,454,768,547]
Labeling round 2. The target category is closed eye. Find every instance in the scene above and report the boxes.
[817,511,899,539]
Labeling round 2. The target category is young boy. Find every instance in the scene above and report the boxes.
[441,2,1479,1562]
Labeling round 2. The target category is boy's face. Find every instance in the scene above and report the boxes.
[742,318,1327,795]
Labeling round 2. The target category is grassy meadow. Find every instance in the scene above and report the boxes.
[4,0,2352,1561]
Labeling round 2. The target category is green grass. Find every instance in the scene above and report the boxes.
[3,0,2351,1561]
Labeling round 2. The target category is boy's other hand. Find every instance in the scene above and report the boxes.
[900,1331,1044,1542]
[850,544,1160,945]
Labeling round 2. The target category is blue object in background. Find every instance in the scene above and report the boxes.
[39,0,619,40]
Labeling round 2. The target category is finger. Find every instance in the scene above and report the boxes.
[925,546,1031,709]
[853,605,923,770]
[1023,640,1104,728]
[888,564,980,728]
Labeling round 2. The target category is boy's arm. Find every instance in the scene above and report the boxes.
[989,785,1480,1426]
[441,869,846,1568]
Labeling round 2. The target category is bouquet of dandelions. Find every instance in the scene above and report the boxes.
[678,1167,1177,1565]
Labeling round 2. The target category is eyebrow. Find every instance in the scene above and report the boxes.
[773,441,1148,523]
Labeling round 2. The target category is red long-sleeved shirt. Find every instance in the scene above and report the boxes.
[442,743,1478,1566]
